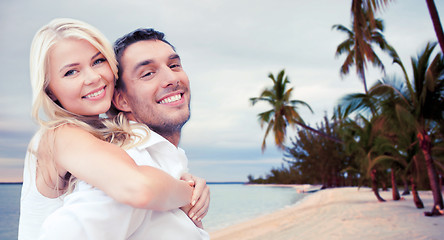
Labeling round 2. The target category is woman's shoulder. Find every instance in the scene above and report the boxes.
[39,123,98,148]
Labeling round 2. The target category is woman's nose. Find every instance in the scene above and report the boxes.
[84,67,101,85]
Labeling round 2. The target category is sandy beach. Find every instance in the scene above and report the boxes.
[210,187,444,240]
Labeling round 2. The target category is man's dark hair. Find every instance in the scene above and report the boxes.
[113,28,175,90]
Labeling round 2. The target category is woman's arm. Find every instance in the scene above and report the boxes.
[48,124,193,211]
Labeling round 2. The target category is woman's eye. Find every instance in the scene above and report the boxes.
[64,69,77,77]
[93,58,107,65]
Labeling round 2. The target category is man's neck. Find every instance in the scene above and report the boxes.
[126,113,182,147]
[151,127,181,147]
[165,135,180,147]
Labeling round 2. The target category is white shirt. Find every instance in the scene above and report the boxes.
[39,127,209,240]
[18,130,65,240]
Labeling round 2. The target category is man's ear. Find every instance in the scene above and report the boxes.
[112,90,132,112]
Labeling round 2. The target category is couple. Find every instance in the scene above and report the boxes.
[18,18,210,239]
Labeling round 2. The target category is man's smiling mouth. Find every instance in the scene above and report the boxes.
[158,93,182,104]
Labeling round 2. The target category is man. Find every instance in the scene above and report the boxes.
[39,29,210,240]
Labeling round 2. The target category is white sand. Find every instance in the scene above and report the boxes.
[210,187,444,240]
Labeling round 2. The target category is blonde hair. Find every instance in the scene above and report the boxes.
[28,18,144,194]
[30,18,118,125]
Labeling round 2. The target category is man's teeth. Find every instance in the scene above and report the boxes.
[84,88,104,98]
[159,94,181,104]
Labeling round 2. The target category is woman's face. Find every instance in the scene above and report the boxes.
[47,38,114,116]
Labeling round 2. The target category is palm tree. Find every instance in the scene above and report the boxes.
[425,0,444,52]
[341,114,388,202]
[337,84,429,205]
[336,91,391,202]
[381,92,426,206]
[250,69,313,151]
[350,0,393,51]
[371,42,444,215]
[338,85,414,202]
[333,13,395,94]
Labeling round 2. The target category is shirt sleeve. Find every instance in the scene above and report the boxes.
[39,181,147,240]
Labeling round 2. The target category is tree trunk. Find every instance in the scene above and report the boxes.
[402,176,410,195]
[418,131,444,216]
[351,0,369,94]
[425,0,444,52]
[411,176,425,209]
[332,170,338,187]
[440,174,443,191]
[391,169,401,201]
[321,175,327,189]
[371,169,386,202]
[382,180,388,191]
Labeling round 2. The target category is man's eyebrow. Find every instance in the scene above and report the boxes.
[169,54,181,61]
[133,59,153,75]
[132,54,180,74]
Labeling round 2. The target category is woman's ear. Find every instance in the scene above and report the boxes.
[112,90,132,112]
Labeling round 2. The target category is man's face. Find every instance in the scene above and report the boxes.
[118,40,191,135]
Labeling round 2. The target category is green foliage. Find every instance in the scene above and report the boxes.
[249,114,352,187]
[249,44,444,192]
[249,1,444,204]
[333,1,396,93]
[250,69,312,151]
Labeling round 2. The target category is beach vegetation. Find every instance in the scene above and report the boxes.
[369,42,444,215]
[249,0,444,216]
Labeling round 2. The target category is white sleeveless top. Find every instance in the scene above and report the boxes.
[18,131,65,240]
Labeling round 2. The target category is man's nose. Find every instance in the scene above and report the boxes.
[161,67,179,88]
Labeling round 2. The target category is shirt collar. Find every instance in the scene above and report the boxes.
[129,121,177,151]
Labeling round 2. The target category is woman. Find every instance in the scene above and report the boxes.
[19,18,209,239]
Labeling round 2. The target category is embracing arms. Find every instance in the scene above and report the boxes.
[40,124,193,211]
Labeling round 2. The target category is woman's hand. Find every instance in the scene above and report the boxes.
[180,173,210,227]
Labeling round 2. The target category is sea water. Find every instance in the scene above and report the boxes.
[0,183,21,240]
[203,183,305,232]
[0,183,305,239]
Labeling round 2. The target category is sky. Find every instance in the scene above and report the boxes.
[0,0,442,182]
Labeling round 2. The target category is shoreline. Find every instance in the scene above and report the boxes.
[245,183,324,193]
[209,186,444,240]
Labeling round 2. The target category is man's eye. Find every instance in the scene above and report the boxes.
[170,64,181,69]
[64,69,77,77]
[141,72,154,78]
